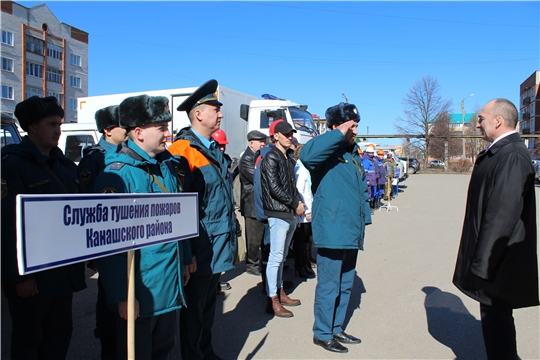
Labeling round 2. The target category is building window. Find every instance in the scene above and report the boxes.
[26,87,43,99]
[47,91,63,103]
[25,35,44,55]
[2,31,13,46]
[70,98,77,111]
[70,54,81,66]
[70,76,81,88]
[1,57,14,72]
[1,85,14,99]
[26,61,44,78]
[47,44,63,60]
[47,67,62,83]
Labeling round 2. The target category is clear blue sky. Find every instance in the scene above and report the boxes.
[21,1,540,146]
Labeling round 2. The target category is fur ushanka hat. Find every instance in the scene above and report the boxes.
[14,96,64,131]
[118,95,171,129]
[325,102,360,129]
[94,105,119,132]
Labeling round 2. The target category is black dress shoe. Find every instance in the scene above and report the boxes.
[333,332,361,344]
[313,338,348,353]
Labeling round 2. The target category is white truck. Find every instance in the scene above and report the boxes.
[77,86,319,160]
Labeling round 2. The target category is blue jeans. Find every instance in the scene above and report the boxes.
[266,217,297,297]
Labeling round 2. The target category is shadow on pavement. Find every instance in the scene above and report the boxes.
[213,285,272,360]
[343,275,366,330]
[422,286,487,360]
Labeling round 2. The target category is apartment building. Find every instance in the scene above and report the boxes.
[1,1,88,123]
[519,70,539,155]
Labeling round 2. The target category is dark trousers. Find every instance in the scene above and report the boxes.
[95,278,117,360]
[292,222,312,270]
[244,217,265,268]
[480,303,518,360]
[313,248,358,341]
[7,293,73,360]
[116,311,177,360]
[180,273,221,360]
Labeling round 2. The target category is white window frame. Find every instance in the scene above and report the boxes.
[47,67,62,83]
[1,57,14,72]
[26,61,44,78]
[70,76,81,88]
[69,98,77,111]
[2,85,14,100]
[26,87,43,99]
[47,43,63,60]
[70,53,81,67]
[47,91,63,104]
[2,30,13,46]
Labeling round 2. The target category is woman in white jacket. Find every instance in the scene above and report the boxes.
[292,144,315,278]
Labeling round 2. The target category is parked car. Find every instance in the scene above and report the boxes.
[1,113,22,147]
[429,159,445,168]
[400,157,421,174]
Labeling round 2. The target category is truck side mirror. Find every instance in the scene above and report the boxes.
[240,104,249,121]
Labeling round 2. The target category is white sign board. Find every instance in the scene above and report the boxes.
[16,193,198,275]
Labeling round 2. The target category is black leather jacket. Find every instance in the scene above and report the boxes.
[260,145,301,220]
[239,146,256,218]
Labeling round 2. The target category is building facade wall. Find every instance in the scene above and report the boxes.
[1,1,88,123]
[519,70,539,155]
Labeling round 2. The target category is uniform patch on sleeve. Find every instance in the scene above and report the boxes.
[1,179,7,200]
[109,162,125,171]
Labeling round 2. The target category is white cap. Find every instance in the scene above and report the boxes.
[366,146,375,153]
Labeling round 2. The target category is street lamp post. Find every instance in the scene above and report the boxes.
[461,94,474,158]
[366,124,369,136]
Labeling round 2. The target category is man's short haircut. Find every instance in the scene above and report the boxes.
[492,98,518,129]
[188,103,207,122]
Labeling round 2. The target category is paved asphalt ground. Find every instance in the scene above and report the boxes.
[2,173,540,359]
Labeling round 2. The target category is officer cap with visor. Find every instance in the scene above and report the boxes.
[177,79,223,112]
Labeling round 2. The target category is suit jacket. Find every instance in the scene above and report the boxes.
[453,132,539,309]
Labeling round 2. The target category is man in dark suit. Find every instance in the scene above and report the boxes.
[453,98,539,360]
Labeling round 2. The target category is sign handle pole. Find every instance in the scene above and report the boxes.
[127,249,135,359]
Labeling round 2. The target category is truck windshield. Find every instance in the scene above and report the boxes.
[289,108,318,135]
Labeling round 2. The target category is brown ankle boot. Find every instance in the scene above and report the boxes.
[278,287,301,306]
[267,296,293,317]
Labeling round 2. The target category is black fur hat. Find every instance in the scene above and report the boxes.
[95,105,119,132]
[325,102,360,129]
[118,95,172,129]
[14,96,64,131]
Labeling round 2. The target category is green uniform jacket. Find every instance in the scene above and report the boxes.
[94,139,191,317]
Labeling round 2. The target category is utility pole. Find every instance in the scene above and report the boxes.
[461,94,474,159]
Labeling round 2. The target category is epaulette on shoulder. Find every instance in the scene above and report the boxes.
[109,162,126,171]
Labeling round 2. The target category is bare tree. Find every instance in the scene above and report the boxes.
[395,75,452,168]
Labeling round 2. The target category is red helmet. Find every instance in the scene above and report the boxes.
[269,119,284,136]
[211,129,229,144]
